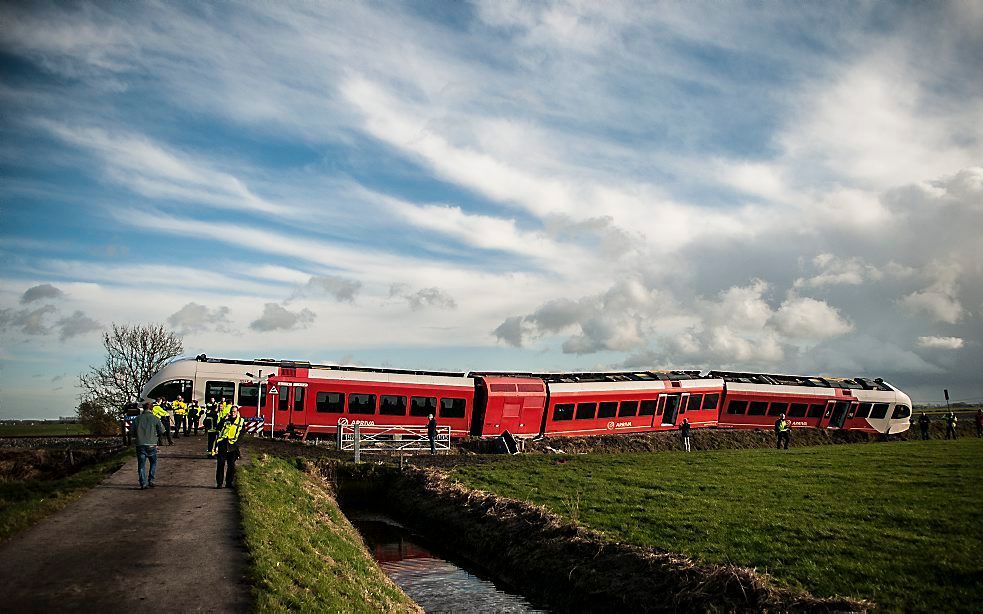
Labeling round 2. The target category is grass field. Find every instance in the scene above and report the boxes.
[0,423,91,437]
[238,455,419,613]
[451,439,983,611]
[0,451,128,542]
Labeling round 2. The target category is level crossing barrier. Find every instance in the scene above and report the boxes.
[336,424,451,461]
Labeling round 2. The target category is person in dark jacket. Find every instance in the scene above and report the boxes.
[131,402,166,490]
[427,414,438,455]
[918,412,931,440]
[680,418,692,452]
[203,403,219,456]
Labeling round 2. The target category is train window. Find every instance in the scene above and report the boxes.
[688,395,703,412]
[656,396,666,415]
[618,401,638,417]
[870,403,889,419]
[768,402,787,417]
[278,389,289,412]
[639,400,656,416]
[598,402,618,419]
[807,404,824,418]
[892,405,911,419]
[789,403,808,417]
[553,403,574,421]
[410,396,437,417]
[855,403,872,419]
[315,392,344,413]
[349,394,376,414]
[294,387,305,412]
[149,379,193,402]
[727,400,748,415]
[679,397,688,414]
[575,403,597,420]
[205,381,236,404]
[748,401,768,416]
[702,394,719,411]
[380,395,407,416]
[848,404,857,419]
[237,383,268,409]
[440,398,467,418]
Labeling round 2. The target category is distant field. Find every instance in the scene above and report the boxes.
[0,423,91,437]
[451,440,983,612]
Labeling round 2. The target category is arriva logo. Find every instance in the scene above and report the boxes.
[606,421,635,430]
[337,417,376,426]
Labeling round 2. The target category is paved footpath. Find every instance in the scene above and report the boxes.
[0,434,251,613]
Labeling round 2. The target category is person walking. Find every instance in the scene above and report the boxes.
[153,399,174,446]
[131,402,166,490]
[187,400,201,436]
[680,418,692,452]
[172,396,187,438]
[775,413,791,450]
[203,403,219,457]
[427,413,438,455]
[975,408,982,438]
[213,406,245,488]
[945,411,958,440]
[918,412,931,440]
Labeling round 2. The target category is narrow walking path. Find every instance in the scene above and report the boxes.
[0,434,251,613]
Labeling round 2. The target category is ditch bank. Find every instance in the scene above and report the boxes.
[0,444,125,482]
[323,460,868,612]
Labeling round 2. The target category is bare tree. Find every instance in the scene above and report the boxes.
[79,323,184,416]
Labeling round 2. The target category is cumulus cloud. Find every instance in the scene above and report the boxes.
[917,336,964,350]
[0,305,57,335]
[167,302,231,334]
[901,277,964,324]
[389,284,457,311]
[769,296,854,340]
[55,310,100,340]
[20,283,65,304]
[290,275,362,303]
[249,303,315,332]
[492,316,525,347]
[794,254,882,288]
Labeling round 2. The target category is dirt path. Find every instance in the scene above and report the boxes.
[0,434,251,613]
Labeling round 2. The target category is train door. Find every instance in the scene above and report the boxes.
[827,400,851,429]
[662,394,682,426]
[289,384,307,428]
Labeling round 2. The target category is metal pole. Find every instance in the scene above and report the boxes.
[256,370,263,437]
[354,424,361,463]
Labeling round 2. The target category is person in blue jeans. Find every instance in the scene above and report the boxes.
[132,402,166,489]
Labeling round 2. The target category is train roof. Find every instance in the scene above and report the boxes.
[469,370,703,383]
[190,355,468,378]
[706,370,893,391]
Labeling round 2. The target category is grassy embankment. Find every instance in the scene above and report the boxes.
[0,423,92,437]
[0,451,128,542]
[452,439,982,612]
[238,454,419,613]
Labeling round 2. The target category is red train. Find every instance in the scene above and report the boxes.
[140,357,913,437]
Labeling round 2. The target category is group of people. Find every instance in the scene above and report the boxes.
[916,409,983,440]
[676,414,792,452]
[131,396,246,490]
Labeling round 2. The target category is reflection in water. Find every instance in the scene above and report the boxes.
[351,513,547,613]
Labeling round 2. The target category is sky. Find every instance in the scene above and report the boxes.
[1,1,982,419]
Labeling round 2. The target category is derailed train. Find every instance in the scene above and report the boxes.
[140,356,913,438]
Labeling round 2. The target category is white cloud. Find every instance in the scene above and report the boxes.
[167,303,231,334]
[770,296,853,340]
[901,270,964,324]
[290,275,362,303]
[249,303,315,332]
[917,336,964,350]
[55,310,100,340]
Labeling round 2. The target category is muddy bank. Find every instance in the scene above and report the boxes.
[0,445,125,482]
[325,461,867,612]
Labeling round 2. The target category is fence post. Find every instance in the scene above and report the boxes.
[354,424,360,463]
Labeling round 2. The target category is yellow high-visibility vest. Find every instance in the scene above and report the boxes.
[172,400,187,416]
[217,417,245,446]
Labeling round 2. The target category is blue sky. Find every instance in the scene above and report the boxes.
[2,1,982,418]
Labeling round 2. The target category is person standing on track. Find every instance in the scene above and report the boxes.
[775,413,790,450]
[427,413,438,455]
[213,406,245,488]
[918,412,931,440]
[203,402,219,456]
[680,418,692,452]
[132,402,166,490]
[945,411,958,440]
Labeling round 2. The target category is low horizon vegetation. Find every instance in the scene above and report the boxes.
[451,439,982,612]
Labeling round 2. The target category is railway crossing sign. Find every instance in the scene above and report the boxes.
[269,386,279,395]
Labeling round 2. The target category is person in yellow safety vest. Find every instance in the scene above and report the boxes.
[218,398,231,422]
[775,413,791,450]
[171,396,187,439]
[213,405,245,488]
[203,403,220,458]
[153,399,174,446]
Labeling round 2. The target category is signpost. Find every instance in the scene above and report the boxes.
[269,384,278,437]
[944,389,950,414]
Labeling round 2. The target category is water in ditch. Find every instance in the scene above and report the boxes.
[349,511,548,613]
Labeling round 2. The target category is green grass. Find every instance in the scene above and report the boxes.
[0,451,128,542]
[0,423,92,437]
[451,440,983,612]
[238,455,419,613]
